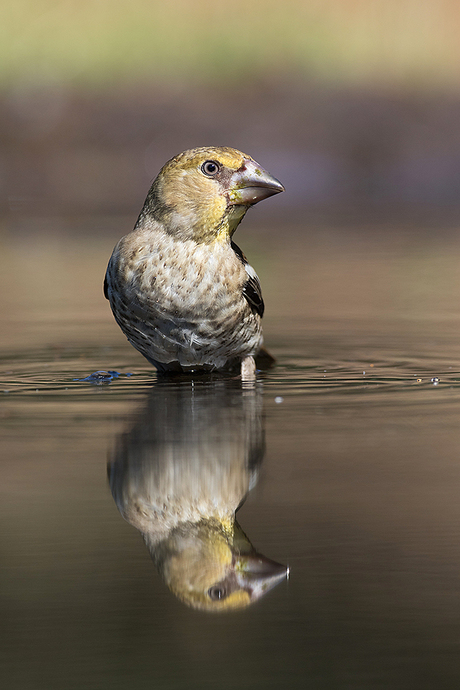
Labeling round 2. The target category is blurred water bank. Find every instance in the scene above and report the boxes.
[4,1,460,229]
[2,81,460,228]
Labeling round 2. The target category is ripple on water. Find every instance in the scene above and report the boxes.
[0,345,134,384]
[1,340,459,405]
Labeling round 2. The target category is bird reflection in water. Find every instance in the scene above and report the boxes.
[108,379,288,611]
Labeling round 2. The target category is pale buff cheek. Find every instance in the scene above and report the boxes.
[162,172,227,240]
[197,196,227,233]
[162,169,208,208]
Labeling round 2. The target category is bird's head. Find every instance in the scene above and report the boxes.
[149,519,288,612]
[143,146,284,243]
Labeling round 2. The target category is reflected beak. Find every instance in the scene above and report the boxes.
[228,159,285,206]
[234,550,289,601]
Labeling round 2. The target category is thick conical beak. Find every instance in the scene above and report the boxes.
[228,159,285,206]
[234,550,289,601]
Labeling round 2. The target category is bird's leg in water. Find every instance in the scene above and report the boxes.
[241,355,256,381]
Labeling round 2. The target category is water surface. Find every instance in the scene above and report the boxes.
[1,223,460,688]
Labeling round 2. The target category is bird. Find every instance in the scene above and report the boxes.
[108,380,288,611]
[104,146,284,378]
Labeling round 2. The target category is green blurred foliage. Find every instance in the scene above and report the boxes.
[2,0,460,91]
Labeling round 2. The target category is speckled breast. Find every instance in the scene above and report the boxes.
[105,232,263,371]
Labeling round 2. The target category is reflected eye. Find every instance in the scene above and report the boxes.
[208,585,227,601]
[201,160,220,177]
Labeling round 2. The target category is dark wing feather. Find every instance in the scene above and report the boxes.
[242,274,264,318]
[231,241,264,318]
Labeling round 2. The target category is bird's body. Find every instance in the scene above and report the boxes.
[106,223,262,371]
[104,147,284,375]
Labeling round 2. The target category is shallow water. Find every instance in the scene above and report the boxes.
[2,222,460,688]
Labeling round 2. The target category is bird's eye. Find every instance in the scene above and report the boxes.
[208,585,227,601]
[201,160,220,177]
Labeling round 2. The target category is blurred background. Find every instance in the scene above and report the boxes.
[2,0,460,230]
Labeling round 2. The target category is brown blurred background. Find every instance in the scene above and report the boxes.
[2,0,460,232]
